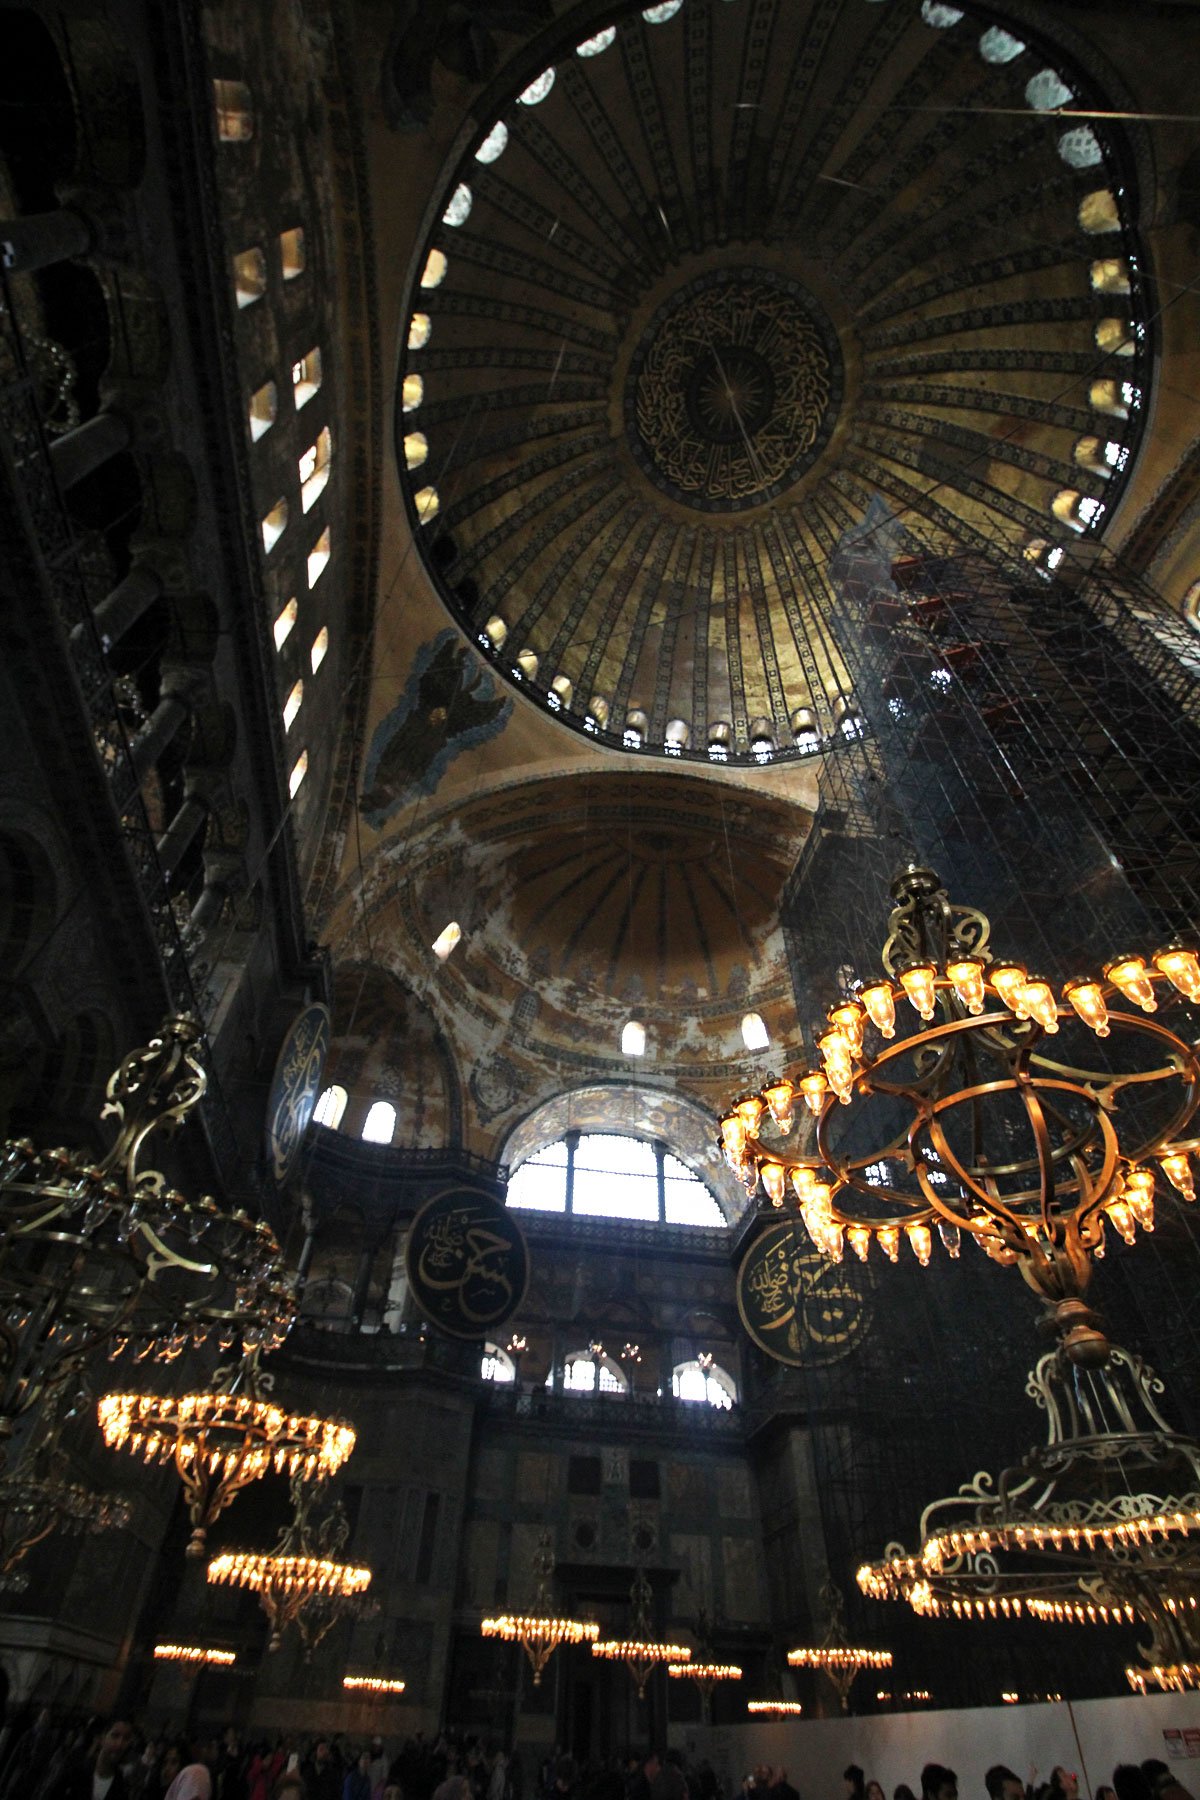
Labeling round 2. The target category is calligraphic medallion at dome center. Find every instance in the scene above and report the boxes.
[626,268,842,513]
[406,1187,529,1339]
[737,1220,869,1367]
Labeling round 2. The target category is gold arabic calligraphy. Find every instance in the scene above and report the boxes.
[739,1224,867,1366]
[412,1202,524,1331]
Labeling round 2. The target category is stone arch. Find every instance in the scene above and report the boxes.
[324,962,463,1145]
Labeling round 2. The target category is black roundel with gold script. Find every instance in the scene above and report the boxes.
[406,1188,529,1340]
[737,1220,869,1368]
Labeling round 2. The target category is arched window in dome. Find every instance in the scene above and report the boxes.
[586,694,610,732]
[476,121,508,164]
[560,1349,627,1393]
[1095,318,1135,358]
[280,227,305,280]
[362,1100,397,1145]
[443,183,473,227]
[420,248,447,289]
[577,26,617,56]
[283,678,303,731]
[214,79,254,143]
[1090,379,1132,419]
[664,717,689,752]
[299,427,332,511]
[261,498,288,554]
[707,720,731,761]
[310,627,329,674]
[741,1012,770,1052]
[481,1343,516,1382]
[518,68,555,106]
[621,1020,647,1058]
[233,246,267,307]
[749,717,775,762]
[414,486,440,524]
[404,431,428,472]
[978,27,1024,63]
[1074,435,1121,479]
[548,674,573,712]
[1025,68,1072,111]
[481,615,508,651]
[672,1360,736,1409]
[289,750,309,797]
[1052,488,1104,533]
[507,1132,724,1226]
[1091,258,1131,296]
[624,708,649,749]
[307,527,331,588]
[293,348,322,408]
[790,706,820,751]
[248,380,277,442]
[402,374,424,412]
[1079,189,1120,235]
[408,313,431,350]
[313,1083,348,1130]
[1059,126,1103,169]
[919,3,964,27]
[273,598,298,651]
[643,1,683,22]
[514,647,539,681]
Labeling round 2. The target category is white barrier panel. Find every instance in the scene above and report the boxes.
[684,1691,1200,1800]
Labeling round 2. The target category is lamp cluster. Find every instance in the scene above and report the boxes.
[787,1646,892,1671]
[718,941,1200,1275]
[1126,1663,1200,1695]
[747,1701,803,1716]
[208,1550,371,1600]
[343,1676,407,1694]
[481,1613,599,1685]
[668,1662,741,1680]
[97,1392,355,1481]
[593,1638,692,1663]
[153,1644,236,1665]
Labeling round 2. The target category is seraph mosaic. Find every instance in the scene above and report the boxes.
[361,630,511,824]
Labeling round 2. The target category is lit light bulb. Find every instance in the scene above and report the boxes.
[1124,1166,1156,1230]
[740,1158,760,1195]
[937,1220,961,1258]
[906,1223,933,1266]
[760,1162,787,1207]
[990,962,1029,1014]
[817,1029,854,1102]
[1018,979,1059,1033]
[859,980,896,1038]
[1104,955,1157,1012]
[1107,1197,1137,1244]
[762,1076,795,1132]
[791,1165,818,1202]
[898,962,938,1021]
[946,958,986,1014]
[720,1114,747,1164]
[877,1225,901,1262]
[1154,947,1200,1001]
[1064,979,1110,1036]
[818,1222,845,1262]
[1160,1153,1195,1203]
[828,1000,865,1056]
[736,1093,766,1133]
[798,1070,828,1115]
[847,1225,872,1262]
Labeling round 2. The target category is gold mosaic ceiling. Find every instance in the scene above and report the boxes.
[398,0,1150,762]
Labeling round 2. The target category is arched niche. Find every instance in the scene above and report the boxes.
[498,1081,745,1222]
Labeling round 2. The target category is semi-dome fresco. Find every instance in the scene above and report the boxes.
[397,0,1151,762]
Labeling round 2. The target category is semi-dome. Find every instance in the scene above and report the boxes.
[396,0,1150,761]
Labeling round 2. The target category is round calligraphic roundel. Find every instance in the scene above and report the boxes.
[625,268,843,513]
[736,1220,869,1368]
[405,1188,530,1340]
[265,1002,331,1185]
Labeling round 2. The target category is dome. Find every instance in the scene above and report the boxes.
[397,0,1149,761]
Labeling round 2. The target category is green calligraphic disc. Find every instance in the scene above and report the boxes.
[736,1219,869,1367]
[265,1002,331,1185]
[406,1187,530,1339]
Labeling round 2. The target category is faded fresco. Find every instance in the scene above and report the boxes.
[361,630,510,824]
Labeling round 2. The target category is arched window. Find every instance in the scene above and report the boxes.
[261,499,288,554]
[1079,189,1120,235]
[548,674,573,712]
[1058,126,1103,169]
[213,79,254,142]
[741,1012,769,1051]
[664,717,690,752]
[749,717,775,761]
[310,627,329,673]
[307,527,331,587]
[481,1343,516,1382]
[283,678,303,730]
[672,1360,736,1410]
[507,1132,725,1226]
[443,183,473,227]
[1052,489,1104,533]
[248,380,277,442]
[404,431,428,471]
[515,647,539,680]
[624,708,649,749]
[408,313,431,349]
[577,27,617,56]
[561,1350,627,1393]
[280,227,305,280]
[431,920,462,960]
[978,27,1024,63]
[233,247,267,308]
[421,248,448,289]
[402,374,424,413]
[313,1084,348,1130]
[476,121,508,164]
[362,1100,397,1145]
[293,347,322,408]
[518,68,555,106]
[1024,68,1071,111]
[1091,258,1131,296]
[299,427,332,511]
[414,486,440,524]
[1095,318,1135,358]
[273,597,298,650]
[288,750,309,797]
[621,1020,646,1057]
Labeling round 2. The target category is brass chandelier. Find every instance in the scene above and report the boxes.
[0,1017,295,1433]
[592,1569,691,1698]
[723,867,1200,1693]
[97,1350,355,1557]
[0,1395,131,1587]
[481,1529,598,1684]
[208,1473,371,1654]
[786,1582,891,1713]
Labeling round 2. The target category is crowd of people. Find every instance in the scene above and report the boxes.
[0,1715,1195,1800]
[839,1759,1196,1800]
